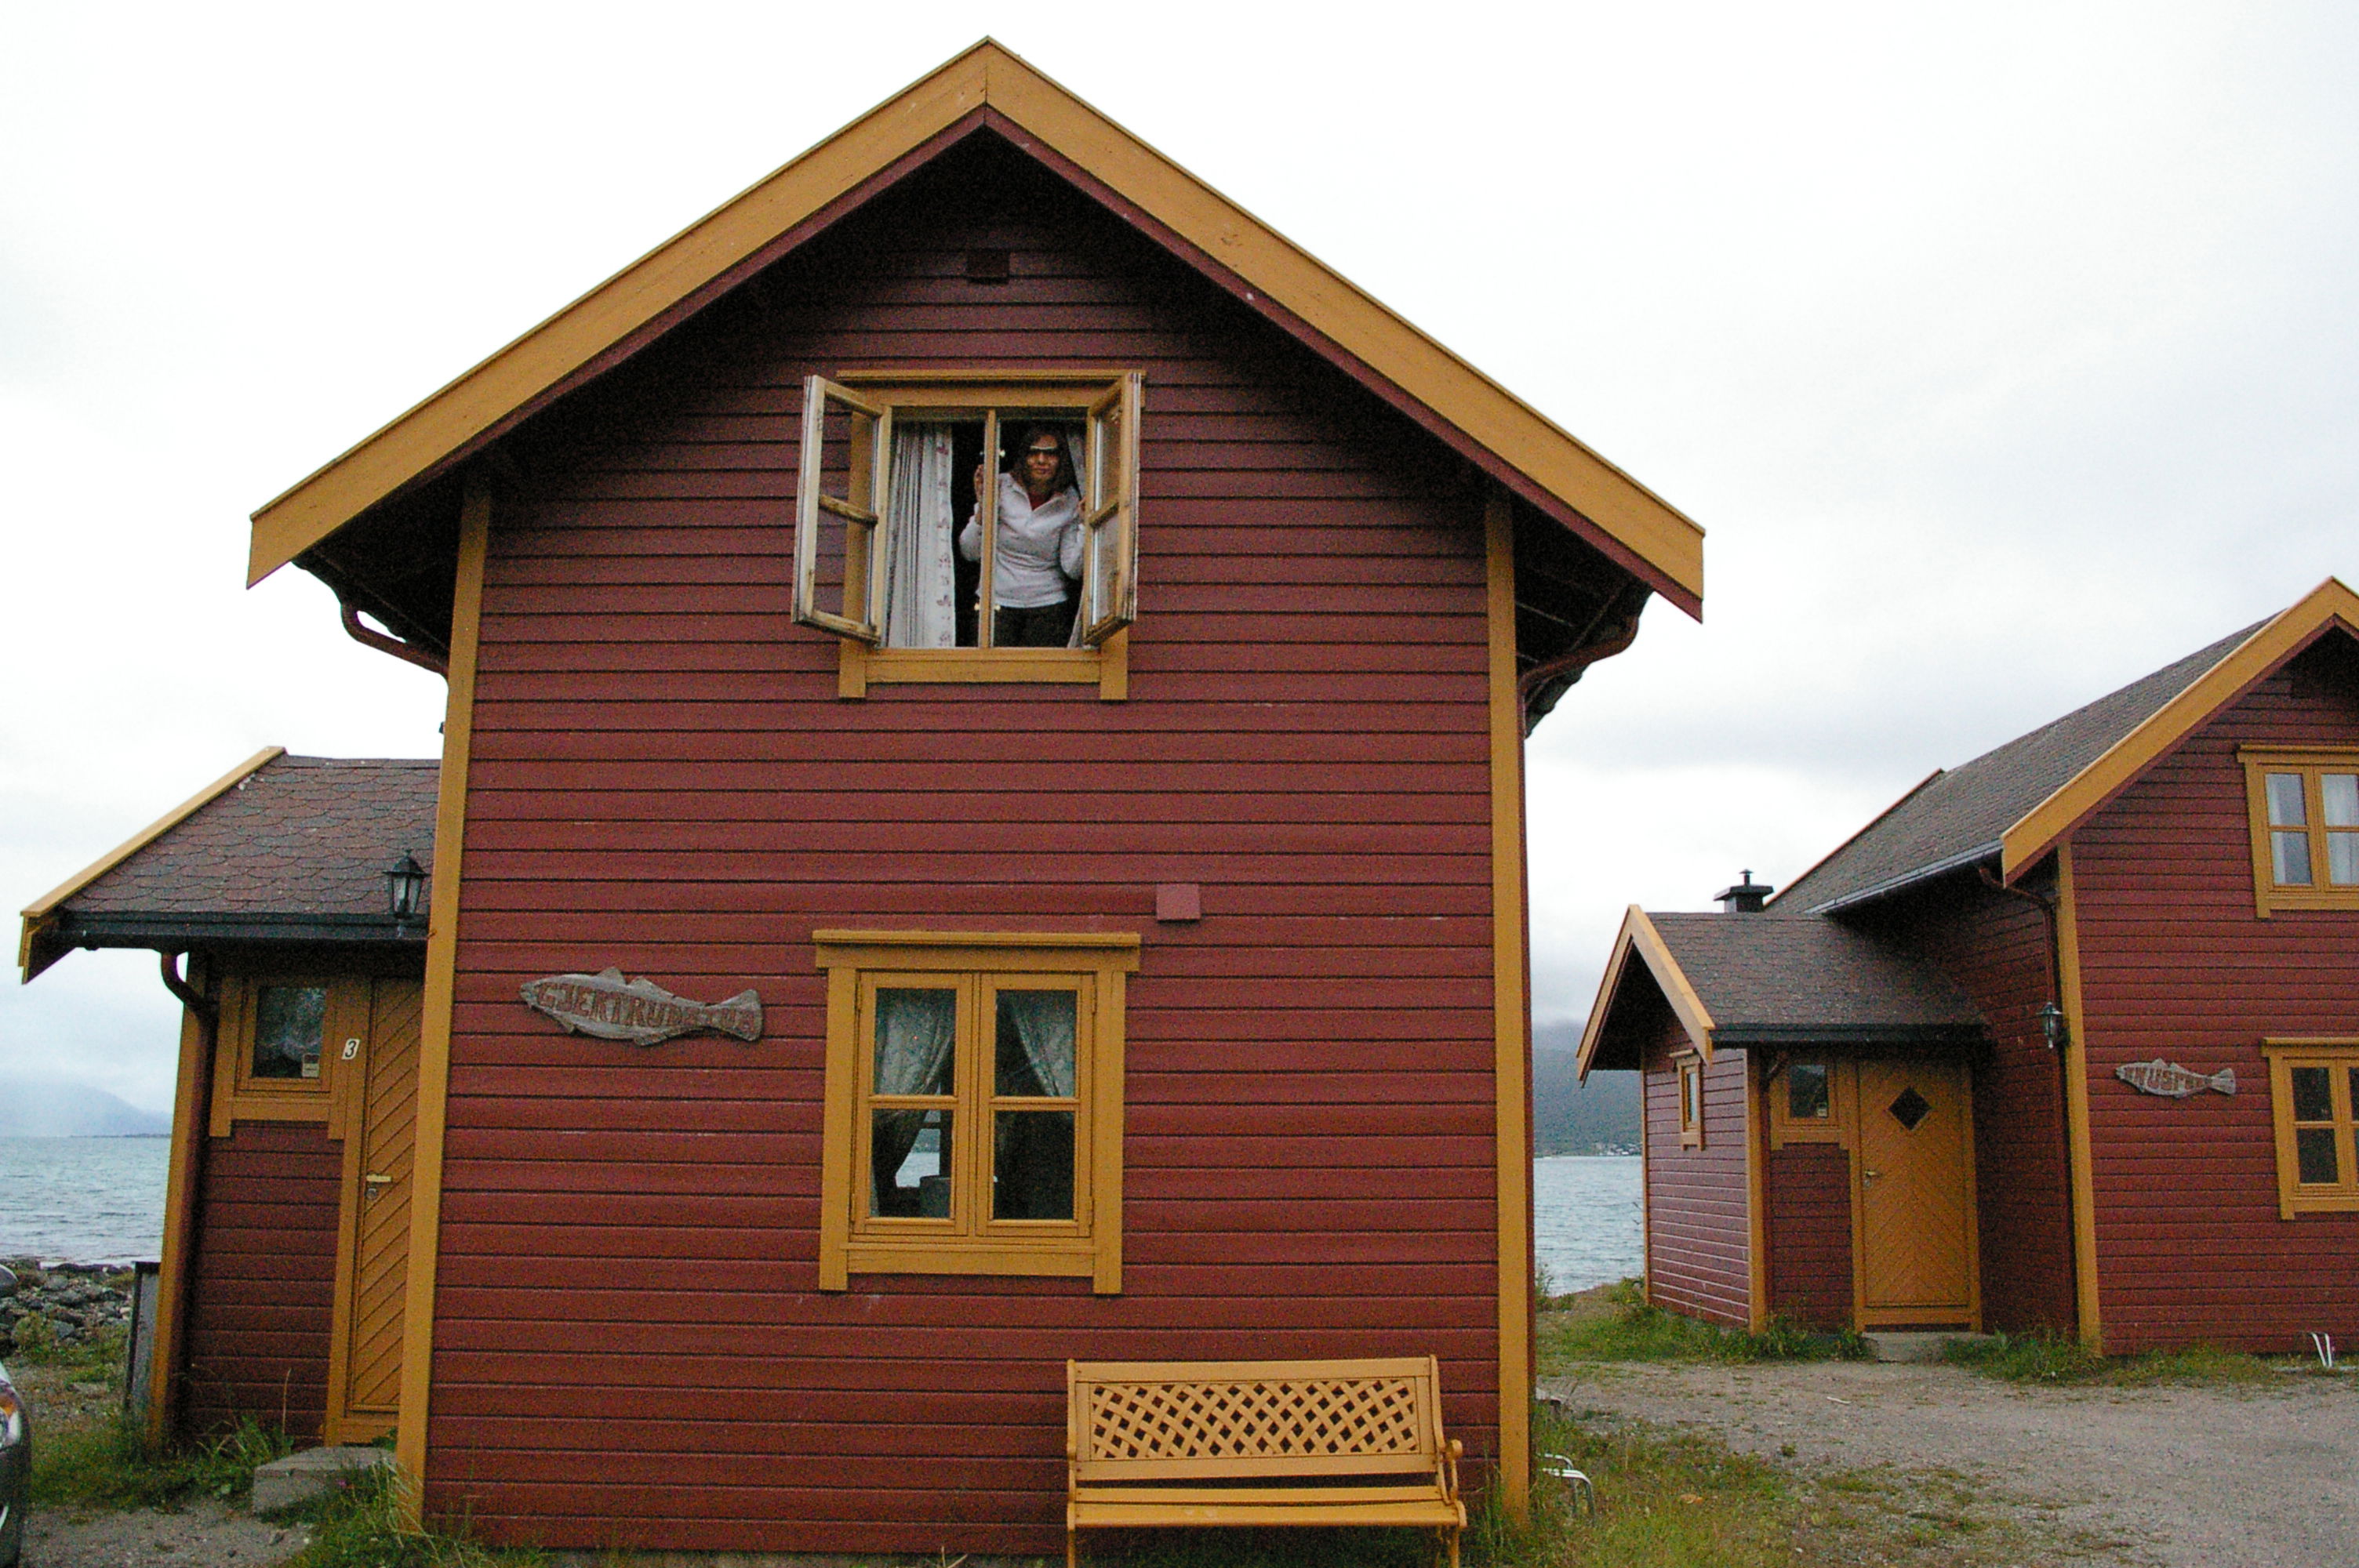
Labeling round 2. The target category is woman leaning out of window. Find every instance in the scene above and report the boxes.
[964,426,1084,647]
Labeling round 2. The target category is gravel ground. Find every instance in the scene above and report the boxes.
[23,1503,304,1568]
[1540,1359,2359,1568]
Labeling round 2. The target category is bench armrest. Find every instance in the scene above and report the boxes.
[1441,1438,1462,1504]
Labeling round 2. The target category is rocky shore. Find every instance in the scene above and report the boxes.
[1,1257,133,1357]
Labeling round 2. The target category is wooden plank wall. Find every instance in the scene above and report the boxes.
[431,132,1506,1555]
[2073,638,2359,1352]
[1765,1145,1852,1327]
[1852,874,2074,1332]
[1641,1020,1750,1327]
[180,1121,341,1440]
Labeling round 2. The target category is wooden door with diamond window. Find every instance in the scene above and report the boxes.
[323,978,421,1442]
[1855,1058,1977,1325]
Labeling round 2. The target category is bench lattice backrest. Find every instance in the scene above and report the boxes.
[1070,1356,1446,1480]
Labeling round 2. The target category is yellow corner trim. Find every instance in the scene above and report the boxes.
[2001,578,2359,880]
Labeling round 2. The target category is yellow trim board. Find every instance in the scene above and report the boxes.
[1484,489,1530,1522]
[1572,906,1717,1078]
[2001,578,2359,880]
[2055,845,2102,1350]
[392,479,491,1518]
[20,746,285,978]
[247,41,1703,608]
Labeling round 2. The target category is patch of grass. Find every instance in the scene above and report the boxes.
[284,1466,560,1568]
[32,1411,291,1512]
[1943,1330,2284,1388]
[1539,1279,1870,1371]
[5,1314,129,1377]
[1530,1403,2117,1566]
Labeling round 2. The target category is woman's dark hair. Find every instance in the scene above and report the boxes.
[1007,423,1079,496]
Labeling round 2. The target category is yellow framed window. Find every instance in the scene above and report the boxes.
[2263,1040,2359,1215]
[813,931,1138,1292]
[207,975,365,1136]
[794,371,1142,699]
[2240,748,2359,915]
[1676,1054,1705,1149]
[1768,1057,1847,1148]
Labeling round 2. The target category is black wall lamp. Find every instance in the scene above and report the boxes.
[387,852,429,927]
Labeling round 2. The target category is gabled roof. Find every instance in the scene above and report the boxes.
[248,40,1703,616]
[20,753,439,980]
[1780,578,2359,913]
[1575,907,1987,1076]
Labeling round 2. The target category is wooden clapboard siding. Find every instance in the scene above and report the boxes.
[2070,637,2359,1353]
[427,132,1515,1554]
[180,1120,341,1440]
[1848,873,2074,1332]
[1765,1145,1852,1328]
[1641,1023,1750,1327]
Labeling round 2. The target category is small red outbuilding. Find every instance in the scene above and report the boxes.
[1581,579,2359,1352]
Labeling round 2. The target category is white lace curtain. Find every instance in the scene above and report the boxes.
[881,425,957,648]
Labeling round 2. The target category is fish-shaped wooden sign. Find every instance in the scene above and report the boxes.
[519,967,762,1047]
[2115,1058,2236,1098]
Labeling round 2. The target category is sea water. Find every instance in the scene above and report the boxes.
[0,1135,1645,1286]
[0,1136,172,1263]
[1533,1154,1642,1293]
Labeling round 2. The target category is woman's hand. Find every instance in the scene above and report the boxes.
[973,460,987,496]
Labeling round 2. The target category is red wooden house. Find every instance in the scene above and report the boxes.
[1579,579,2359,1352]
[23,44,1707,1555]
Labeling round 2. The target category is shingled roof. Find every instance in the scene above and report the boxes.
[20,753,438,979]
[1777,623,2261,913]
[1576,908,1987,1074]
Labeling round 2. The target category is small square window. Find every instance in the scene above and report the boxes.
[1788,1062,1830,1120]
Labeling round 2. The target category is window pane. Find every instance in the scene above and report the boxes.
[874,988,955,1096]
[1787,1062,1830,1120]
[871,1109,951,1218]
[993,1109,1076,1220]
[2330,832,2359,887]
[1681,1068,1701,1127]
[253,985,327,1080]
[2266,773,2308,826]
[2350,1067,2359,1121]
[2273,830,2314,886]
[2324,775,2359,827]
[2292,1065,2335,1123]
[2296,1126,2340,1186]
[995,989,1077,1098]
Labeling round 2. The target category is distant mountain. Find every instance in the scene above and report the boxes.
[0,1080,172,1137]
[1533,1021,1640,1155]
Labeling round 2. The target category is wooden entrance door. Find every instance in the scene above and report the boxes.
[324,979,421,1442]
[1855,1058,1976,1325]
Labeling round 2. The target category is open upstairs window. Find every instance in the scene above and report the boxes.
[794,373,1142,699]
[2240,747,2359,915]
[812,931,1138,1293]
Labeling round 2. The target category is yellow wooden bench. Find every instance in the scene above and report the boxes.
[1065,1356,1466,1567]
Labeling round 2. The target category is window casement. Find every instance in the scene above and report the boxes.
[1767,1056,1847,1149]
[2240,747,2359,915]
[207,975,365,1137]
[2263,1040,2359,1216]
[794,372,1143,701]
[812,931,1137,1293]
[1676,1054,1705,1149]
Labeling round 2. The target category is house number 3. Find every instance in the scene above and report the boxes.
[341,1037,362,1061]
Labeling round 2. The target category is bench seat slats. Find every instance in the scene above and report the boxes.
[1070,1501,1467,1528]
[1067,1356,1463,1568]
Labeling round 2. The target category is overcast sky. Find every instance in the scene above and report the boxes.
[5,2,2354,1111]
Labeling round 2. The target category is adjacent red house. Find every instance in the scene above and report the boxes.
[24,43,1706,1555]
[1579,579,2359,1352]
